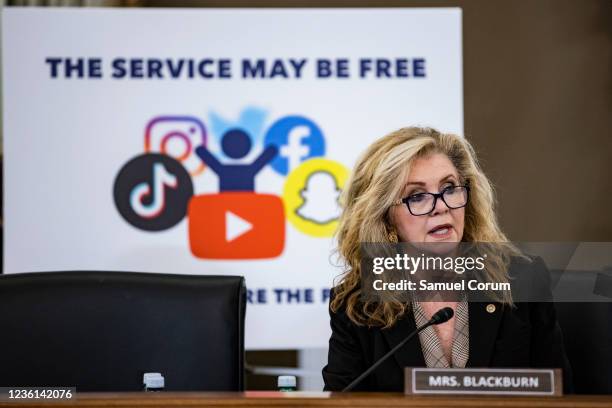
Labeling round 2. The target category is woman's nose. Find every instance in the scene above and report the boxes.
[430,194,449,216]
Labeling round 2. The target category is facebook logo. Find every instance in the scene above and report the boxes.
[264,115,326,176]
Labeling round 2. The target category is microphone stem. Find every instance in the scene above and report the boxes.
[342,321,434,392]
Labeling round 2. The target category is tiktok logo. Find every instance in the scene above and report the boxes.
[129,163,178,219]
[114,153,193,231]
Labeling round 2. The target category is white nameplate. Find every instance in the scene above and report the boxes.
[404,367,562,396]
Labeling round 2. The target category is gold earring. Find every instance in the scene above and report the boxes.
[388,230,398,243]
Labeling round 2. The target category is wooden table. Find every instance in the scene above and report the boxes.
[1,392,611,408]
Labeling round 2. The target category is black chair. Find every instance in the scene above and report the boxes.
[0,271,246,391]
[555,301,612,394]
[551,269,612,394]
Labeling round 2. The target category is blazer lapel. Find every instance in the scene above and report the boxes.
[382,302,504,369]
[382,311,426,369]
[467,301,503,367]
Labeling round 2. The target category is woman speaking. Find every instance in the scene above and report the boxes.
[322,127,572,392]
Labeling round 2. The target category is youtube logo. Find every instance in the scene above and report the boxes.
[188,192,285,259]
[225,211,253,242]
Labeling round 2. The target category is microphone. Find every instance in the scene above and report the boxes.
[430,307,454,324]
[341,307,454,392]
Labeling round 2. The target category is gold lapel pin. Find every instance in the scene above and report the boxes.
[486,304,496,313]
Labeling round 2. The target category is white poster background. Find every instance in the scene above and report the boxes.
[3,7,462,349]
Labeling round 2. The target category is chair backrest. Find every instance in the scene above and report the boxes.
[555,301,612,394]
[551,269,612,394]
[0,271,246,391]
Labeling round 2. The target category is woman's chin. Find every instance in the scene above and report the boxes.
[423,232,459,254]
[403,231,461,254]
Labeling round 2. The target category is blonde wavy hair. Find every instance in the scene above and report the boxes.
[331,127,521,328]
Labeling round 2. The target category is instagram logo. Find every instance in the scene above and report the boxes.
[144,116,207,176]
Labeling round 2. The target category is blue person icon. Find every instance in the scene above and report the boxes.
[195,128,278,192]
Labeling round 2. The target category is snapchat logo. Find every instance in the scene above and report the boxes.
[283,158,349,237]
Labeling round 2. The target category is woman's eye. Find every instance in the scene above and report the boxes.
[443,185,462,197]
[408,194,426,203]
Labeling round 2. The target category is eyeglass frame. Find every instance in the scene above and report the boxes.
[392,181,470,216]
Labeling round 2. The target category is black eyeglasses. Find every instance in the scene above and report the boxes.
[393,183,470,216]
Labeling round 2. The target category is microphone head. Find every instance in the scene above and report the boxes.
[431,307,454,324]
